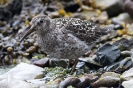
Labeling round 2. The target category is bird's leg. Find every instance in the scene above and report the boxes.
[70,59,78,74]
[67,59,71,68]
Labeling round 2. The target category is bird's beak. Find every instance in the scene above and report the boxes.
[20,25,35,42]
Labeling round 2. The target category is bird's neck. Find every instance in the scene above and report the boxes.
[37,26,55,38]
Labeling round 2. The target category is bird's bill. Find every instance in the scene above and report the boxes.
[20,25,35,42]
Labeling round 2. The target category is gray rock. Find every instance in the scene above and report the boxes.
[4,63,44,80]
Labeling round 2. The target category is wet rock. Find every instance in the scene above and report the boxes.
[95,43,120,66]
[91,76,120,87]
[59,77,80,88]
[59,74,99,88]
[103,57,132,73]
[122,79,133,88]
[113,38,133,51]
[121,50,130,57]
[79,55,102,67]
[49,58,68,68]
[124,0,133,17]
[33,57,49,68]
[4,63,44,80]
[101,72,120,78]
[121,67,133,81]
[76,61,86,69]
[77,74,98,88]
[91,72,120,87]
[0,75,33,88]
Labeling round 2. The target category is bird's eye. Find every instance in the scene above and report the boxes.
[39,19,43,23]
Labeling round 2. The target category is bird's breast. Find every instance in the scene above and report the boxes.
[37,32,91,59]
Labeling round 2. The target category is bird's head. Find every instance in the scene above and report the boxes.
[20,15,52,42]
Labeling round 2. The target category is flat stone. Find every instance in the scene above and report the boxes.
[0,75,33,88]
[122,79,133,88]
[121,67,133,80]
[4,63,44,80]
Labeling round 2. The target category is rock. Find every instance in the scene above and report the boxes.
[131,49,133,63]
[91,76,120,87]
[113,38,133,50]
[95,0,124,17]
[30,58,39,64]
[121,68,133,81]
[101,72,121,78]
[90,11,109,24]
[122,79,133,88]
[76,61,86,69]
[59,77,80,88]
[121,50,130,57]
[95,43,120,66]
[77,74,98,88]
[126,24,133,35]
[59,74,99,88]
[79,10,97,20]
[3,55,12,65]
[7,46,13,53]
[26,46,36,53]
[112,13,133,25]
[64,0,80,12]
[103,57,132,73]
[91,72,120,87]
[4,63,44,80]
[0,0,22,21]
[33,57,49,67]
[79,55,102,66]
[0,75,33,88]
[49,58,68,68]
[124,0,133,17]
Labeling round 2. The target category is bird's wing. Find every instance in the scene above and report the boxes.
[54,18,111,44]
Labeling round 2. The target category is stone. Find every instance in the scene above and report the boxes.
[122,79,133,88]
[91,72,120,87]
[4,63,44,80]
[96,43,120,66]
[0,75,33,88]
[95,0,124,17]
[121,67,133,80]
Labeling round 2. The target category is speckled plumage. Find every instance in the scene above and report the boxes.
[21,15,112,61]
